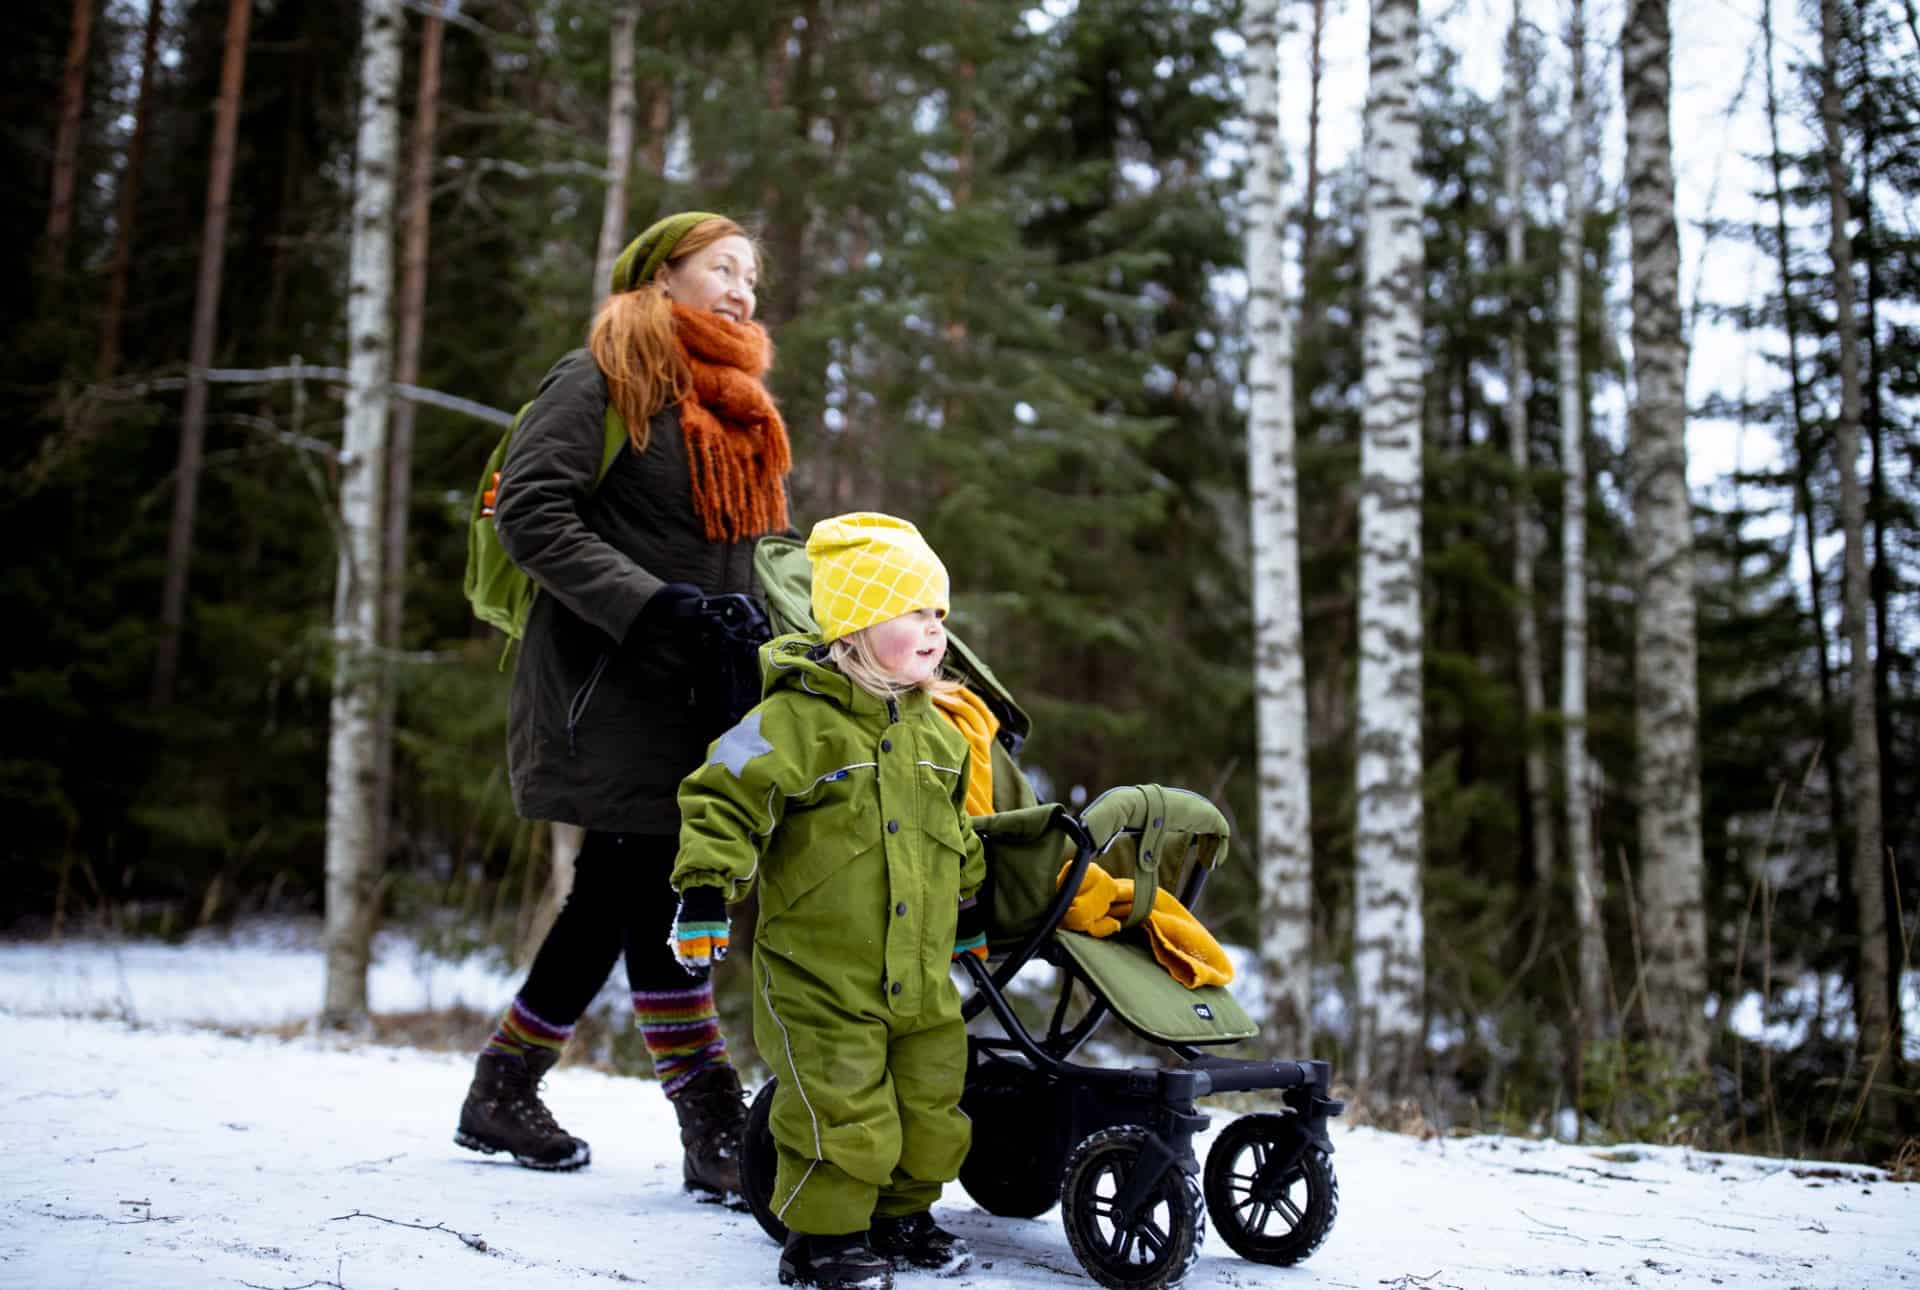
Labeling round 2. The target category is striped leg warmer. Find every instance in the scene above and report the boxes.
[632,984,730,1097]
[482,996,573,1062]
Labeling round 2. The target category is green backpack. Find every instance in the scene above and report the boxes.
[463,401,629,648]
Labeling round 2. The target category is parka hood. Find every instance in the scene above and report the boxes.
[759,631,896,718]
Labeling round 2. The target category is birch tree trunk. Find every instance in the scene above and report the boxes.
[1242,0,1313,1057]
[1354,0,1426,1097]
[1817,0,1889,1079]
[321,0,403,1031]
[1560,0,1608,1045]
[1504,6,1556,937]
[591,0,640,304]
[1622,0,1707,1074]
[98,0,163,380]
[153,0,253,708]
[45,0,94,268]
[370,1,448,883]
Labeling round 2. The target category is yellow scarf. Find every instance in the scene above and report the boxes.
[931,685,998,817]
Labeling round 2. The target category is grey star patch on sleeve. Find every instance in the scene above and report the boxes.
[709,710,776,778]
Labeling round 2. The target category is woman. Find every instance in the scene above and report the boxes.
[454,212,791,1203]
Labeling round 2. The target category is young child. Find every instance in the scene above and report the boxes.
[670,513,996,1290]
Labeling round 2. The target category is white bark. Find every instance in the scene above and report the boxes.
[1504,7,1556,927]
[592,1,641,304]
[1242,0,1314,1057]
[1354,0,1426,1095]
[1818,0,1889,1069]
[322,0,403,1030]
[1622,0,1707,1072]
[1560,0,1608,1042]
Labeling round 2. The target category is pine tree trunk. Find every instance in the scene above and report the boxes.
[1505,7,1556,942]
[45,0,94,268]
[369,1,448,890]
[97,0,162,379]
[1301,0,1328,267]
[1354,0,1426,1098]
[1853,1,1900,1049]
[1242,0,1313,1058]
[591,1,640,305]
[1763,0,1848,903]
[1817,0,1889,1080]
[322,0,403,1031]
[1560,0,1608,1047]
[152,0,253,707]
[1622,0,1707,1074]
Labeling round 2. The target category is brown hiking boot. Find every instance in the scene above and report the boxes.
[454,1049,590,1171]
[672,1064,747,1200]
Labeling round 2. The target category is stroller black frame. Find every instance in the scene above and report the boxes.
[740,806,1344,1290]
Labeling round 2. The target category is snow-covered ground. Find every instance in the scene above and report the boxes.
[1,928,1913,1290]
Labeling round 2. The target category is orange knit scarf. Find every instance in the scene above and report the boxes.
[672,302,792,542]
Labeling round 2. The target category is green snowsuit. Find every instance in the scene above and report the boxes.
[671,635,987,1235]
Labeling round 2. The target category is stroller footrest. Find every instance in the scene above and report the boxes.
[1183,1055,1325,1094]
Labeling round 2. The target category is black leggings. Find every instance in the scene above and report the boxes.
[515,830,691,1026]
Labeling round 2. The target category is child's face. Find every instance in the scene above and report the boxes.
[866,607,947,687]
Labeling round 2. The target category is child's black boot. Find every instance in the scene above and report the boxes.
[670,1064,747,1201]
[454,1049,590,1170]
[778,1232,894,1289]
[869,1211,972,1276]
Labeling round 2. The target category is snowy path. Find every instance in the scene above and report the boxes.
[1,1012,1912,1290]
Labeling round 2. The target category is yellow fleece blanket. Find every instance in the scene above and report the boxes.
[1054,860,1234,989]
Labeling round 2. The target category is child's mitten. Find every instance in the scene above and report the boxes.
[952,897,987,962]
[671,887,730,977]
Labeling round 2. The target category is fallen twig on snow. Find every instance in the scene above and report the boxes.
[328,1209,490,1253]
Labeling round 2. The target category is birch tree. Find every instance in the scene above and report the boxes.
[1561,0,1608,1044]
[153,0,253,707]
[1242,0,1313,1056]
[1504,3,1556,941]
[321,0,402,1030]
[1622,0,1707,1073]
[1354,0,1426,1095]
[1817,0,1889,1078]
[591,0,640,304]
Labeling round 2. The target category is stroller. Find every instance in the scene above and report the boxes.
[736,538,1343,1290]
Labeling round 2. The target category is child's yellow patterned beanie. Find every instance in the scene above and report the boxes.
[806,512,949,643]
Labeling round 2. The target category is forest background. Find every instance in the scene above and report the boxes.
[3,0,1913,1169]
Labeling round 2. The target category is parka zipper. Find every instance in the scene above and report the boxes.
[566,651,612,756]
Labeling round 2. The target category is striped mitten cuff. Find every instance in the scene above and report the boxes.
[671,886,731,976]
[952,896,987,961]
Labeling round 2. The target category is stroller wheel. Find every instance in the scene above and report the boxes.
[1059,1127,1205,1290]
[739,1078,787,1245]
[1202,1112,1338,1265]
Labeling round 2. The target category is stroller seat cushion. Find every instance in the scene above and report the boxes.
[1054,932,1257,1044]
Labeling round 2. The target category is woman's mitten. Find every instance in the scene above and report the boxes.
[671,887,730,978]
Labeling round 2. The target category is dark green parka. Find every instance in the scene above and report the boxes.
[494,349,773,834]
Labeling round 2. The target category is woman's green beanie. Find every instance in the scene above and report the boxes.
[609,211,723,294]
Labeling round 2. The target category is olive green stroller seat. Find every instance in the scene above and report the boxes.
[736,537,1343,1290]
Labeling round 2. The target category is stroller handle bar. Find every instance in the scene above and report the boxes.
[960,806,1096,1025]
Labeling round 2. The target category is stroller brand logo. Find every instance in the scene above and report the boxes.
[1192,1003,1213,1020]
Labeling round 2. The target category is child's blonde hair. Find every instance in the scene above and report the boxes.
[828,624,964,703]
